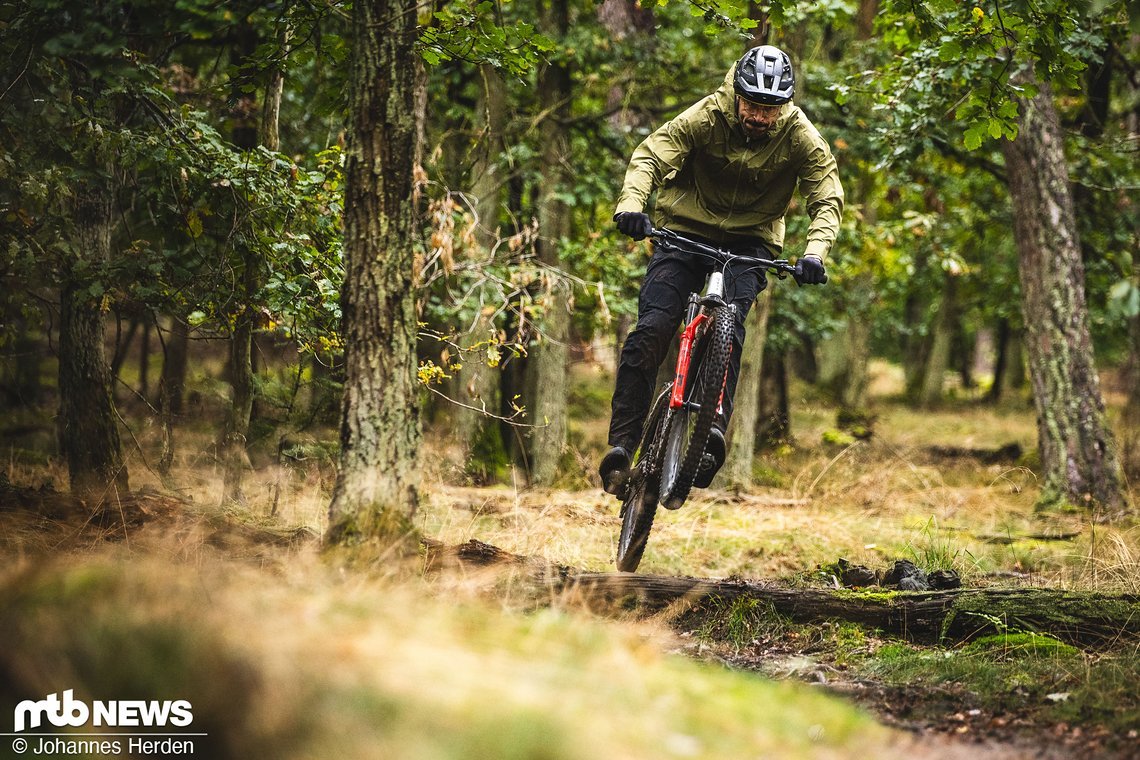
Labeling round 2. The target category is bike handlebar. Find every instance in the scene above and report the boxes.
[648,227,826,285]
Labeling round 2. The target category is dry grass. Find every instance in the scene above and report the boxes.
[0,535,906,759]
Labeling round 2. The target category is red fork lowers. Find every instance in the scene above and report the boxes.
[670,313,707,409]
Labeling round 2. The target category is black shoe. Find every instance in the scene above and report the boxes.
[599,446,632,495]
[694,428,725,489]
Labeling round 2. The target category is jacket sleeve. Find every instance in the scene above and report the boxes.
[797,127,845,261]
[614,100,711,215]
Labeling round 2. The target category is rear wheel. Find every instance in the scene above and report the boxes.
[660,306,733,510]
[616,388,670,572]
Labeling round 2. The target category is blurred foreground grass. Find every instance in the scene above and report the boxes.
[0,548,903,760]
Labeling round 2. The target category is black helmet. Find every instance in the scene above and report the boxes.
[734,45,795,105]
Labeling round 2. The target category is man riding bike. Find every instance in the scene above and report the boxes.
[600,44,844,495]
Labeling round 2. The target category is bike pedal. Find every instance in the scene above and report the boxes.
[604,471,630,499]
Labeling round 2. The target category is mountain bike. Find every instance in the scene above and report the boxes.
[615,227,818,572]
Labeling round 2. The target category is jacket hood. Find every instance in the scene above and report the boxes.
[713,64,793,138]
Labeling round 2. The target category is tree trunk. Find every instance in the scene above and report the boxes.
[455,64,509,475]
[839,317,871,411]
[59,180,129,502]
[1122,308,1140,478]
[220,19,260,505]
[525,0,572,487]
[838,279,873,413]
[902,264,934,401]
[138,316,151,402]
[918,273,955,407]
[1000,71,1125,514]
[987,318,1011,403]
[326,0,421,546]
[259,24,290,152]
[221,310,255,503]
[158,316,190,477]
[756,350,789,446]
[110,315,140,383]
[855,0,879,39]
[724,291,771,487]
[1004,325,1027,396]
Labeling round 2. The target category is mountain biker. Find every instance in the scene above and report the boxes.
[599,44,844,496]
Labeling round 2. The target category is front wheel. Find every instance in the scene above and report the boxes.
[616,388,669,572]
[660,305,734,510]
[615,468,659,572]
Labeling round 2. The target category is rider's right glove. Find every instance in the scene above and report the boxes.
[614,212,653,241]
[795,254,827,285]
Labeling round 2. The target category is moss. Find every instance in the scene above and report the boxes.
[691,596,793,650]
[962,632,1080,658]
[947,591,1140,639]
[831,588,901,603]
[821,429,856,447]
[824,622,871,666]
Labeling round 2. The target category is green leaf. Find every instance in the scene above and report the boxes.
[938,39,962,61]
[187,210,203,239]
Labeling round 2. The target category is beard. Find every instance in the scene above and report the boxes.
[742,120,771,138]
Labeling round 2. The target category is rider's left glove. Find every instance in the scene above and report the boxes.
[795,254,827,285]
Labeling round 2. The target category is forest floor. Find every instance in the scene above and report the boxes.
[1,361,1138,758]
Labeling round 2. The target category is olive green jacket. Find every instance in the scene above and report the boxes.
[614,67,844,258]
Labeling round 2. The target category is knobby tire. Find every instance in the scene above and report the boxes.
[661,305,734,510]
[616,387,670,572]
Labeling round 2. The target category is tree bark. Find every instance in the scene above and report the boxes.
[220,18,260,505]
[455,64,509,474]
[1000,70,1125,513]
[918,273,955,407]
[840,315,871,411]
[755,350,789,446]
[901,244,936,403]
[724,291,771,487]
[259,24,290,152]
[326,0,422,545]
[525,0,572,487]
[157,316,190,476]
[59,180,129,502]
[1122,307,1140,478]
[138,317,151,402]
[987,318,1011,403]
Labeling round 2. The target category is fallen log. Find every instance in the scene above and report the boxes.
[424,540,1140,649]
[559,573,1140,648]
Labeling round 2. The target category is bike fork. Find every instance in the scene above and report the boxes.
[670,299,736,415]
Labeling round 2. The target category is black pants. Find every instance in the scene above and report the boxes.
[608,239,769,451]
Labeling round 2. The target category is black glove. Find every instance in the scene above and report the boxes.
[795,254,827,285]
[614,212,654,241]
